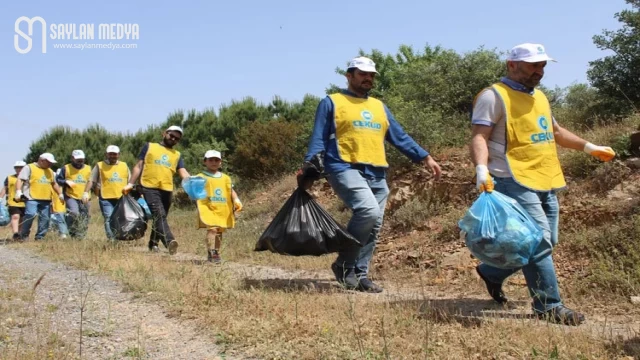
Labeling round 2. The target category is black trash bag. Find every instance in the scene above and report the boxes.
[109,195,148,241]
[255,187,360,256]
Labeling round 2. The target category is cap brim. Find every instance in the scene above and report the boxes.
[350,65,378,74]
[520,55,556,63]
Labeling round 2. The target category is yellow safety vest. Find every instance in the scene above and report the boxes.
[28,163,55,201]
[51,187,66,213]
[196,172,235,229]
[97,161,129,199]
[329,93,390,167]
[7,175,25,208]
[140,143,181,191]
[64,164,92,200]
[492,82,566,191]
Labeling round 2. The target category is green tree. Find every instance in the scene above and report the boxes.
[587,0,640,114]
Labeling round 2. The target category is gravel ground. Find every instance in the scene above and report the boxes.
[0,245,233,360]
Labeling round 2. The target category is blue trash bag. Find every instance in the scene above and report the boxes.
[0,205,9,226]
[458,190,544,269]
[182,176,207,200]
[137,197,152,220]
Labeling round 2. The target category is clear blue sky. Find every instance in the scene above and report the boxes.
[0,0,629,177]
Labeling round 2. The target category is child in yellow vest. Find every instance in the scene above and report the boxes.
[50,187,69,238]
[196,150,242,263]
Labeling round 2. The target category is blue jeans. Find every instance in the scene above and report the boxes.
[478,177,562,313]
[99,198,119,239]
[50,212,69,235]
[65,196,90,239]
[327,169,389,278]
[20,200,51,240]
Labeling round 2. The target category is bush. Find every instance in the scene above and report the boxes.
[230,119,305,183]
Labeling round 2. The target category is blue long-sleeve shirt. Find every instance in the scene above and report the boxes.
[304,89,429,178]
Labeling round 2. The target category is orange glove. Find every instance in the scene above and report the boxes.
[584,142,615,162]
[476,165,494,193]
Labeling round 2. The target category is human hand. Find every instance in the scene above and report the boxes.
[424,155,442,181]
[122,183,134,195]
[13,190,22,203]
[476,164,494,192]
[58,193,64,201]
[66,180,76,187]
[82,192,90,204]
[296,168,314,190]
[584,142,615,162]
[234,199,243,212]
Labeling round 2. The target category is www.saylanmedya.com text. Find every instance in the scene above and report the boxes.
[52,42,138,50]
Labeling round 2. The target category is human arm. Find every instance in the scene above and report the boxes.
[123,159,144,194]
[0,177,7,200]
[303,97,332,162]
[231,188,242,212]
[553,122,615,161]
[176,155,190,179]
[83,165,99,203]
[384,105,442,180]
[55,166,75,187]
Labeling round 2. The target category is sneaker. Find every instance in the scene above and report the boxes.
[476,265,508,304]
[12,233,20,241]
[167,240,178,255]
[356,278,383,293]
[208,250,222,264]
[537,305,585,326]
[150,245,160,253]
[331,262,358,289]
[61,234,68,239]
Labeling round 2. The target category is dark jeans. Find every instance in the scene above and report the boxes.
[141,187,175,249]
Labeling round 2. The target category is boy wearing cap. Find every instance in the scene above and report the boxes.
[195,150,242,263]
[123,125,191,254]
[0,161,27,240]
[470,43,616,326]
[49,170,70,239]
[84,145,131,240]
[302,56,442,293]
[14,153,64,241]
[56,149,92,239]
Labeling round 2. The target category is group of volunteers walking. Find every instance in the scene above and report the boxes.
[2,42,617,326]
[2,125,243,264]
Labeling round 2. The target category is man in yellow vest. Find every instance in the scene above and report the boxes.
[123,125,191,254]
[83,145,131,240]
[0,161,27,241]
[301,56,442,293]
[55,149,92,239]
[14,153,64,241]
[470,43,616,326]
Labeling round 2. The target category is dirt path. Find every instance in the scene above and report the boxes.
[2,243,639,359]
[0,245,233,360]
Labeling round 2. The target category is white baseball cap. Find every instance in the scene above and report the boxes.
[507,43,556,63]
[72,149,85,159]
[39,153,57,163]
[166,125,183,134]
[13,160,26,167]
[204,150,222,159]
[347,56,378,73]
[106,145,120,153]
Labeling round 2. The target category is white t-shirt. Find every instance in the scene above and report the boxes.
[471,85,557,178]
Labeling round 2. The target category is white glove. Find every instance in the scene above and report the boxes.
[66,180,76,187]
[82,192,90,203]
[475,165,494,192]
[14,190,23,202]
[122,183,134,195]
[234,198,243,212]
[58,193,64,200]
[584,142,615,162]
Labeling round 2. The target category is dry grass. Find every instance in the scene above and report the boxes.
[0,189,635,359]
[0,269,77,360]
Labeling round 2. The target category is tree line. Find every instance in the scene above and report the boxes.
[23,0,640,189]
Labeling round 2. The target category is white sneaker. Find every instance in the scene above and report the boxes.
[61,234,68,239]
